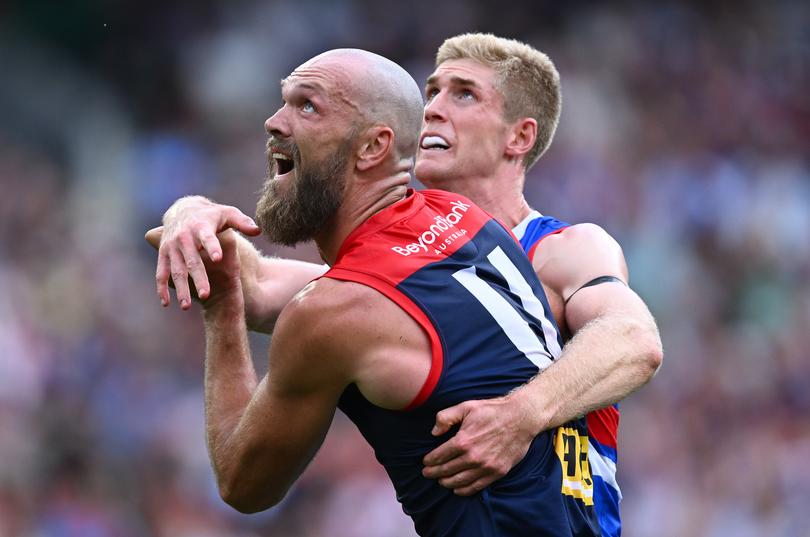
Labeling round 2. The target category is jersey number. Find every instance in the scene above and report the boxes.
[554,426,595,506]
[451,245,561,369]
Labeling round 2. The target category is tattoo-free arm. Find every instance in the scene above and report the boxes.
[202,277,346,512]
[513,280,662,433]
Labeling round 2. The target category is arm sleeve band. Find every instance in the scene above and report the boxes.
[563,275,627,305]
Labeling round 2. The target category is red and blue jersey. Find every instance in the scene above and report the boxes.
[514,210,622,537]
[327,190,600,536]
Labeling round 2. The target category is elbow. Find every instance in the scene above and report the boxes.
[637,326,663,379]
[622,319,663,381]
[644,338,663,377]
[220,485,283,514]
[218,476,285,514]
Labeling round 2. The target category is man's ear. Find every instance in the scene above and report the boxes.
[504,118,537,161]
[356,126,394,171]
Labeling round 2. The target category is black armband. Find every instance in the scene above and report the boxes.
[563,275,626,305]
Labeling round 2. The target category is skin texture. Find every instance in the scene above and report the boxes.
[148,50,662,499]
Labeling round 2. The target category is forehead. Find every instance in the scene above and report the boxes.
[426,58,498,90]
[281,59,350,98]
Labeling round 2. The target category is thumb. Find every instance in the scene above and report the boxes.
[145,226,164,249]
[238,216,261,236]
[432,404,467,436]
[223,209,261,236]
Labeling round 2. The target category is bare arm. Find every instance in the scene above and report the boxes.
[146,196,326,332]
[201,232,347,512]
[423,223,662,495]
[512,279,661,432]
[511,223,662,430]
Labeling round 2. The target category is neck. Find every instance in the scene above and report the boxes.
[314,172,410,265]
[423,166,533,229]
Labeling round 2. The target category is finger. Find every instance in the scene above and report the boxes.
[423,438,464,467]
[453,476,495,497]
[155,246,171,307]
[168,246,192,309]
[199,228,223,263]
[145,226,164,250]
[437,469,481,491]
[177,233,210,300]
[431,404,466,436]
[223,207,260,236]
[422,454,475,479]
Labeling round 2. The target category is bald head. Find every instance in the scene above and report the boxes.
[301,49,424,160]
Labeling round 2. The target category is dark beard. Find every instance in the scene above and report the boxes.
[255,140,350,246]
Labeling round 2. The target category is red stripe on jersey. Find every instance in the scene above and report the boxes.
[334,189,493,286]
[526,225,570,262]
[324,268,444,411]
[586,406,619,449]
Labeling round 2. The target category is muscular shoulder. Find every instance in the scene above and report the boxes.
[283,277,399,323]
[275,278,379,356]
[274,278,431,406]
[267,279,369,394]
[531,223,628,301]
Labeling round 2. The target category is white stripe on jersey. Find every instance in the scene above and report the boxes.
[452,263,554,370]
[487,246,563,359]
[511,210,543,241]
[588,440,622,500]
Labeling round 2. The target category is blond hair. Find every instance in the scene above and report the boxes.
[436,33,561,170]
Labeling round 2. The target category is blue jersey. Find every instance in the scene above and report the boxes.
[514,211,622,537]
[326,190,600,536]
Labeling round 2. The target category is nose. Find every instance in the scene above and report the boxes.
[423,91,448,123]
[265,106,290,138]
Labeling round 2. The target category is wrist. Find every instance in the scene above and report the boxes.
[202,279,245,319]
[508,381,555,436]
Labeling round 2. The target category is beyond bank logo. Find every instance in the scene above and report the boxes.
[391,200,471,256]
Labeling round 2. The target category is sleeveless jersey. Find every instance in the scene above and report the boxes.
[326,190,600,537]
[513,210,622,537]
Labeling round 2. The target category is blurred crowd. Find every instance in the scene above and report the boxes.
[1,1,808,536]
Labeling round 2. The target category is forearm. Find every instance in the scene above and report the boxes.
[243,253,328,334]
[201,286,260,494]
[231,234,274,332]
[516,313,662,434]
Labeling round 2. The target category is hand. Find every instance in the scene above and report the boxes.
[199,229,244,310]
[421,393,538,496]
[151,196,260,309]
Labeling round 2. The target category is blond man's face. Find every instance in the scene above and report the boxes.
[415,59,512,186]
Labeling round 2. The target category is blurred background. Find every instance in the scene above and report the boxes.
[1,0,809,535]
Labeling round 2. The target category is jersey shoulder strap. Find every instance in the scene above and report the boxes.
[512,211,570,257]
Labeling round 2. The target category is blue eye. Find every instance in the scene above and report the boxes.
[302,101,315,113]
[459,89,474,100]
[426,88,439,101]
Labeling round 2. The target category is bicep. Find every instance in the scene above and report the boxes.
[533,224,633,330]
[534,224,626,294]
[564,281,654,334]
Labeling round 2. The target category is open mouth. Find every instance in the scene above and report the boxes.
[420,135,451,151]
[273,152,295,176]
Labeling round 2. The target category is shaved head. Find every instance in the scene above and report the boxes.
[257,49,424,247]
[302,49,424,159]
